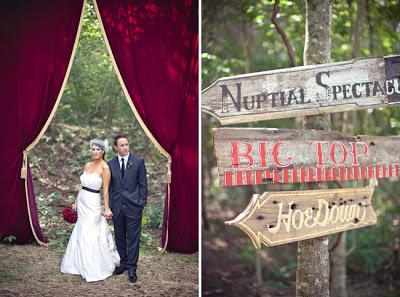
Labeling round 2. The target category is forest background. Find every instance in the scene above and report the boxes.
[202,1,400,296]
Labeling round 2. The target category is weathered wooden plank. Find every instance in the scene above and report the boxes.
[213,128,400,187]
[202,55,400,124]
[225,185,377,248]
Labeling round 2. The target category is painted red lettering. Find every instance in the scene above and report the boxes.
[350,142,368,166]
[230,141,254,168]
[308,141,328,166]
[330,142,348,166]
[259,141,269,167]
[271,141,293,167]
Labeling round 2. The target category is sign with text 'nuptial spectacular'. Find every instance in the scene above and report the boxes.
[225,186,377,248]
[202,55,400,124]
[213,128,400,187]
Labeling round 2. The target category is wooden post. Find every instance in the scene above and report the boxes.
[330,234,348,297]
[297,1,332,296]
[255,249,263,291]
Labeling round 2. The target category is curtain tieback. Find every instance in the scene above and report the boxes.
[21,150,28,179]
[167,158,172,184]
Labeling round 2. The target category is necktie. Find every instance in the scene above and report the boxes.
[121,158,125,179]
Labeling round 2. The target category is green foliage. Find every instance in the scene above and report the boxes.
[140,232,158,249]
[202,0,306,86]
[348,179,400,275]
[55,0,132,129]
[264,279,287,289]
[349,224,392,274]
[235,243,256,264]
[268,258,296,279]
[202,0,400,85]
[143,200,164,229]
[2,236,16,244]
[54,229,72,249]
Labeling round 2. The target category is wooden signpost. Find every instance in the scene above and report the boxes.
[204,55,399,250]
[202,55,400,124]
[213,128,400,187]
[225,185,377,248]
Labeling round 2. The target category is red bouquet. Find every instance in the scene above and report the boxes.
[63,207,77,224]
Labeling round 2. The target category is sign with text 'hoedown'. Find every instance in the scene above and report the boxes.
[226,186,377,248]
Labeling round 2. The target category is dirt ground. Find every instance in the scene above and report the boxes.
[0,243,198,297]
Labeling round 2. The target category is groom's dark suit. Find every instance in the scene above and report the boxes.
[108,153,147,275]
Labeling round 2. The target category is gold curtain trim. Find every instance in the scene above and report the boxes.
[22,0,87,246]
[93,0,172,251]
[23,154,48,246]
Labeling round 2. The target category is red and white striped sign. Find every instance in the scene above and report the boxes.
[214,128,400,187]
[224,164,399,186]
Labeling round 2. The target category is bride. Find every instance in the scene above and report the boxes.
[61,139,120,282]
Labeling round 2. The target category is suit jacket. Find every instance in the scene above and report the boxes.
[108,154,148,217]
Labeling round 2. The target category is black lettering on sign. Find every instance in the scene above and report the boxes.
[221,83,241,113]
[385,56,400,103]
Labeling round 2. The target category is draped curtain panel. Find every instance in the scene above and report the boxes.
[0,0,84,243]
[95,0,198,253]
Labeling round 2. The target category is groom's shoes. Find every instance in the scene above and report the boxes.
[113,266,128,275]
[128,271,137,283]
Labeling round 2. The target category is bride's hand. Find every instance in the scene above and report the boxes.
[72,203,77,211]
[104,208,113,219]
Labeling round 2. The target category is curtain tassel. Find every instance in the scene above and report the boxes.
[167,158,172,184]
[21,150,28,179]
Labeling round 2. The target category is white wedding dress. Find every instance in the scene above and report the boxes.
[60,171,120,282]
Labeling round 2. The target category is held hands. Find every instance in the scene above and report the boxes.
[71,203,77,211]
[104,208,113,220]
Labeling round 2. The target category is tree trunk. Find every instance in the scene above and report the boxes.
[330,234,348,297]
[366,2,375,55]
[201,114,212,231]
[351,0,366,59]
[331,3,367,295]
[296,1,332,297]
[255,249,263,296]
[240,21,252,73]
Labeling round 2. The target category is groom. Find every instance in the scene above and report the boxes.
[105,134,148,283]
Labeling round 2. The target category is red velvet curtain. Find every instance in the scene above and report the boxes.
[0,1,84,243]
[95,0,198,253]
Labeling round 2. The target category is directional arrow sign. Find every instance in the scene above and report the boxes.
[213,128,400,187]
[225,186,377,248]
[202,55,400,124]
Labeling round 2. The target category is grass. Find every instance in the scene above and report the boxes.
[0,266,23,283]
[171,253,198,263]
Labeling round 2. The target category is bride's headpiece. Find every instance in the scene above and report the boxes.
[90,139,110,152]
